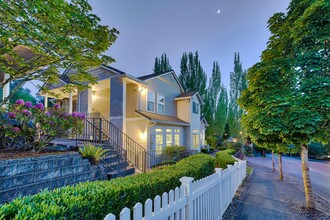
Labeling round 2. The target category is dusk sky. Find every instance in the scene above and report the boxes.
[27,0,291,93]
[89,0,291,88]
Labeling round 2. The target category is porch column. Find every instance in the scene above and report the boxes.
[87,88,92,113]
[68,92,73,114]
[2,74,10,108]
[122,82,126,133]
[44,94,48,109]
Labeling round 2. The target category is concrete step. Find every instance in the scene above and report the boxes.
[107,166,135,179]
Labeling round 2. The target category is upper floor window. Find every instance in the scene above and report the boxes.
[193,101,199,114]
[157,94,165,114]
[147,91,155,112]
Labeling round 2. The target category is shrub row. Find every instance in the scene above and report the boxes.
[0,154,215,220]
[215,149,237,169]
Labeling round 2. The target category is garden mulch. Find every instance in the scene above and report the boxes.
[0,148,76,160]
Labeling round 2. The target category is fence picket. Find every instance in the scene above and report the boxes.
[144,199,152,219]
[104,160,247,220]
[120,208,130,220]
[154,195,161,215]
[133,203,142,220]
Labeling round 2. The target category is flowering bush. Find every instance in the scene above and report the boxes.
[0,99,85,151]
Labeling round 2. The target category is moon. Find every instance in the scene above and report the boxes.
[217,9,221,14]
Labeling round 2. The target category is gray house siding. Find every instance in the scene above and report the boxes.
[144,74,182,117]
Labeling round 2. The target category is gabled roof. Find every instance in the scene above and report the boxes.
[137,70,184,93]
[175,91,204,105]
[200,116,209,126]
[176,91,198,99]
[137,70,173,80]
[135,110,189,126]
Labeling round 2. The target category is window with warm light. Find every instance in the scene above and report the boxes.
[174,129,180,145]
[155,128,163,155]
[166,128,172,146]
[157,94,165,114]
[147,91,155,112]
[193,133,200,149]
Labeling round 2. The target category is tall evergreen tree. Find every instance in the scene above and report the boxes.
[227,52,247,138]
[153,53,172,74]
[204,61,228,137]
[178,51,207,98]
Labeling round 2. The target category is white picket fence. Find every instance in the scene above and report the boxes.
[105,160,247,220]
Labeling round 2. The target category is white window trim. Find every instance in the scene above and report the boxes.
[146,90,155,112]
[157,93,165,115]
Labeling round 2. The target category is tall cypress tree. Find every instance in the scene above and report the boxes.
[153,53,172,74]
[178,51,207,99]
[227,52,247,138]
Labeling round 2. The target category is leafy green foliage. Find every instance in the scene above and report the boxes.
[215,150,237,169]
[153,53,172,74]
[79,144,108,165]
[164,145,186,159]
[0,154,215,219]
[9,80,37,105]
[0,0,119,105]
[0,100,84,150]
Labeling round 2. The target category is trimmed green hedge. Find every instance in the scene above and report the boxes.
[215,150,237,169]
[0,154,215,220]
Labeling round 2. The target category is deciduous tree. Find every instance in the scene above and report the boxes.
[0,0,119,106]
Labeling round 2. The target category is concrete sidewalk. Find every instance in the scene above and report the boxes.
[234,159,328,220]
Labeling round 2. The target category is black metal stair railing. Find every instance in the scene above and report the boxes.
[76,119,127,177]
[98,116,160,173]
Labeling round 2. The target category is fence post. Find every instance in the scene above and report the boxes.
[215,168,223,220]
[180,176,194,220]
[227,164,233,199]
[234,162,239,189]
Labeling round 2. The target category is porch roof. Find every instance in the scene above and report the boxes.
[135,110,190,126]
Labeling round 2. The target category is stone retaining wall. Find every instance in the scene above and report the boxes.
[0,152,107,204]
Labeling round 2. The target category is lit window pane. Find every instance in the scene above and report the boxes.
[166,134,172,146]
[174,134,180,145]
[156,128,163,133]
[156,134,163,155]
[166,129,172,133]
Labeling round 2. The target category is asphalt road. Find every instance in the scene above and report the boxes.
[250,155,330,202]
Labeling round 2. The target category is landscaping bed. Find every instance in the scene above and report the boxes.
[0,148,76,160]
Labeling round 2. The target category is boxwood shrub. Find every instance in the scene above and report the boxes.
[215,150,237,169]
[0,154,215,220]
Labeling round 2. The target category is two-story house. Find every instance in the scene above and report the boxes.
[42,65,207,168]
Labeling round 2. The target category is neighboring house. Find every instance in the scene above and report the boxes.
[42,65,207,167]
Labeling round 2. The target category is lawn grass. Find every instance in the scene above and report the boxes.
[246,166,253,175]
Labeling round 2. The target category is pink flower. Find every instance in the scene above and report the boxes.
[24,101,33,108]
[12,127,20,132]
[46,112,52,116]
[54,104,60,109]
[80,114,86,120]
[8,112,16,118]
[71,112,79,118]
[34,103,44,110]
[15,99,25,105]
[22,109,32,116]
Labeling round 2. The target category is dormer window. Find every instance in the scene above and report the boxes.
[157,94,165,114]
[147,91,155,112]
[193,101,199,114]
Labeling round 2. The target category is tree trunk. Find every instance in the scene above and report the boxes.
[278,153,283,181]
[301,144,315,209]
[272,151,275,173]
